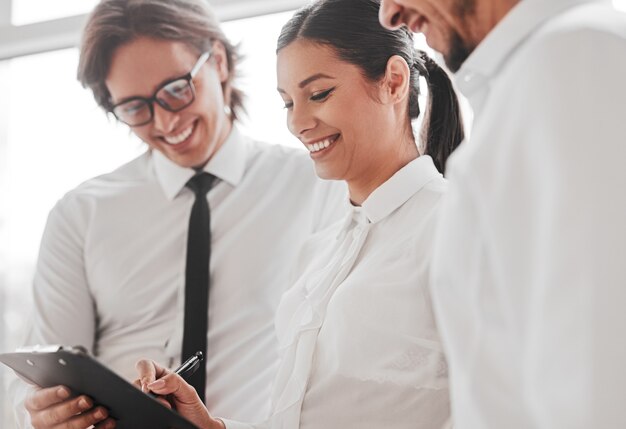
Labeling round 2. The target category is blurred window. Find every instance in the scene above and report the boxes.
[12,0,100,25]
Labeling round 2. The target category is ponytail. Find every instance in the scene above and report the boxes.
[277,0,464,174]
[413,51,464,175]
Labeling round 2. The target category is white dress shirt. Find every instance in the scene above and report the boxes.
[11,126,347,426]
[431,1,626,427]
[224,155,450,429]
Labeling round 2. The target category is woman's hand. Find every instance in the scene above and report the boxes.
[134,359,225,429]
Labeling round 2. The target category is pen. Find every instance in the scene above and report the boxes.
[174,351,204,381]
[145,351,204,397]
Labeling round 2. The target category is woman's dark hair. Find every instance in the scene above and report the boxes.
[78,0,244,120]
[277,0,464,174]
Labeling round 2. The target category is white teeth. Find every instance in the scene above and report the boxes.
[306,135,337,153]
[164,124,194,145]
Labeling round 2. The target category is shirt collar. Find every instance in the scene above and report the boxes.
[153,125,249,200]
[456,0,602,97]
[359,155,442,224]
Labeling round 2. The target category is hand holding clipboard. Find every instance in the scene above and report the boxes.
[0,346,202,429]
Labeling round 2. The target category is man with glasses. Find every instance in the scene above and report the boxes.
[10,1,345,429]
[379,0,626,427]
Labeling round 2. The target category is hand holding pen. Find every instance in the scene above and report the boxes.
[136,351,204,397]
[134,352,224,429]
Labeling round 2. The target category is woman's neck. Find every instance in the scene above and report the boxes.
[347,140,419,206]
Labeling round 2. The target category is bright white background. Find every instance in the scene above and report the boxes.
[1,1,625,427]
[11,0,99,25]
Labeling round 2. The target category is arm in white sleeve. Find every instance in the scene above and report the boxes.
[488,29,626,427]
[10,195,97,428]
[29,196,96,350]
[8,376,34,429]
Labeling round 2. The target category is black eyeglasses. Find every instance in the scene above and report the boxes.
[110,51,211,127]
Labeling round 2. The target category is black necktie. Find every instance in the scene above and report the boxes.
[182,172,214,403]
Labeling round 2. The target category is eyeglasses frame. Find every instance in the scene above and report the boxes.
[110,51,212,127]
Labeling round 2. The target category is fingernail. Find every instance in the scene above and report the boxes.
[57,387,70,399]
[141,382,147,393]
[148,379,165,389]
[94,408,106,419]
[79,397,90,409]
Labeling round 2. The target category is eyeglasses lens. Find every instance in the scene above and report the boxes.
[157,79,195,110]
[112,78,195,126]
[113,99,151,126]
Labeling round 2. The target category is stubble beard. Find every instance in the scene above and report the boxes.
[444,31,473,72]
[443,0,476,72]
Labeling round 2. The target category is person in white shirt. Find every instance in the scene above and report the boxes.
[380,0,626,427]
[132,0,465,428]
[12,1,347,429]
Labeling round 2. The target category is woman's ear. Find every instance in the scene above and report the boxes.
[211,40,230,83]
[380,55,411,105]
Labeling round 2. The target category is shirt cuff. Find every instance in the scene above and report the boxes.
[220,418,256,429]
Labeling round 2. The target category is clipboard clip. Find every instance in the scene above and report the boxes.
[15,345,89,355]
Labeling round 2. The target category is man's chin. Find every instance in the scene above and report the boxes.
[444,32,473,73]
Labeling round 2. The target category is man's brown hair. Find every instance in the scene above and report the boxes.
[77,0,244,119]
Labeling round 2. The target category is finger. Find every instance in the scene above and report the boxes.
[156,396,172,409]
[93,416,117,429]
[29,395,95,428]
[135,358,170,378]
[147,373,198,403]
[146,375,216,429]
[135,359,168,393]
[133,376,169,406]
[25,386,72,412]
[47,405,109,429]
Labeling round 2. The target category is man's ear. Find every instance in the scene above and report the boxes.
[211,40,230,83]
[379,54,411,105]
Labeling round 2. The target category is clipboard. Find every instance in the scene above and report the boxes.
[0,346,200,429]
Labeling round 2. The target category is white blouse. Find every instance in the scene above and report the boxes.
[225,155,450,429]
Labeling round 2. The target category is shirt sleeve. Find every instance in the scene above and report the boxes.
[7,378,35,429]
[11,194,96,428]
[30,195,96,350]
[485,29,626,427]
